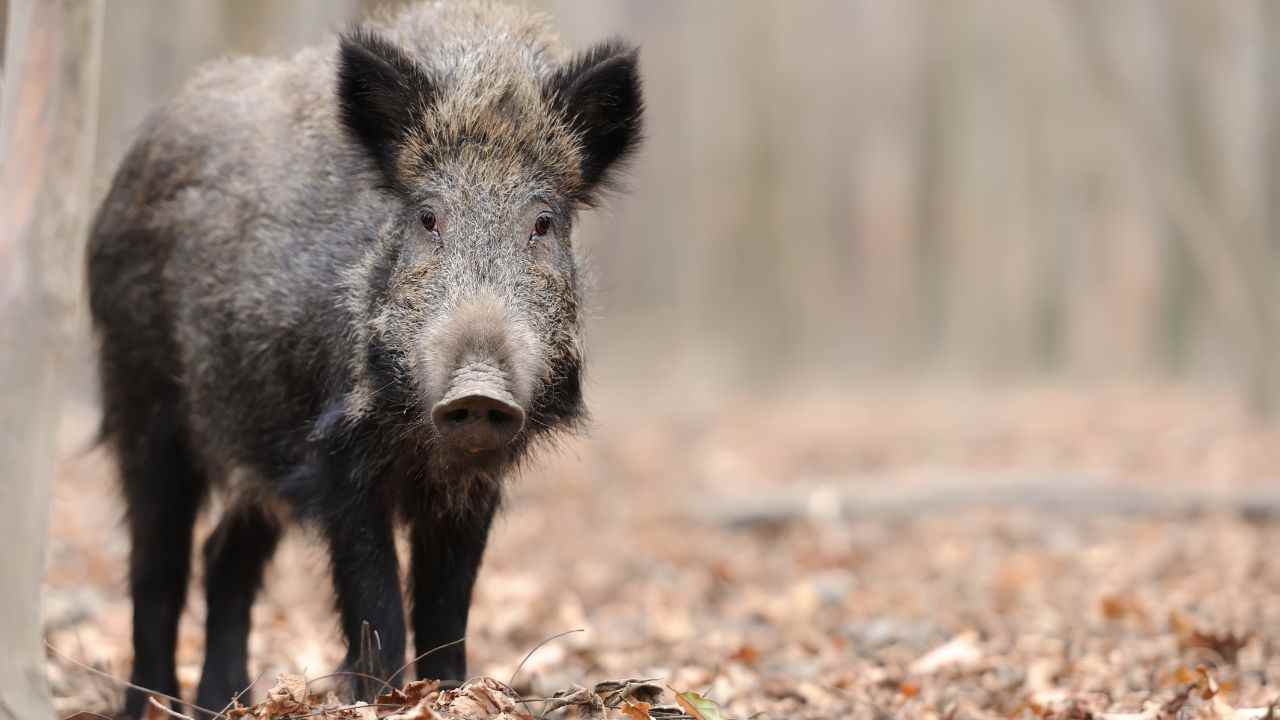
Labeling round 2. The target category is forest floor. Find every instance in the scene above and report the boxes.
[43,383,1280,719]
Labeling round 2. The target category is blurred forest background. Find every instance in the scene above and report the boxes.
[14,3,1280,717]
[6,0,1280,414]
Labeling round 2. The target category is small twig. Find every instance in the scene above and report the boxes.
[45,642,227,720]
[220,668,267,715]
[507,628,583,719]
[306,669,391,691]
[149,697,197,720]
[378,636,467,695]
[72,628,120,711]
[509,628,584,688]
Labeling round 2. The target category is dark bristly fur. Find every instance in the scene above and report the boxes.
[86,2,642,717]
[337,29,437,183]
[544,39,645,199]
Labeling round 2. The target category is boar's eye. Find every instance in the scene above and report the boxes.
[420,210,437,233]
[531,213,553,242]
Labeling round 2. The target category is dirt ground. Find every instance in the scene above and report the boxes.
[43,384,1280,719]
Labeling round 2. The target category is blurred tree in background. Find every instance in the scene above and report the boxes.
[0,2,102,717]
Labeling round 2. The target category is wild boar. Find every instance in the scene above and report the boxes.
[86,2,642,715]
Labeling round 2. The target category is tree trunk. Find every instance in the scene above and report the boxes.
[0,2,103,718]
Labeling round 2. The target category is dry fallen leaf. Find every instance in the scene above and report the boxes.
[1191,630,1251,665]
[618,699,653,720]
[1170,609,1251,665]
[727,644,760,667]
[1099,593,1146,623]
[541,686,593,715]
[593,678,664,707]
[404,679,443,706]
[261,673,309,717]
[671,689,725,720]
[909,632,983,675]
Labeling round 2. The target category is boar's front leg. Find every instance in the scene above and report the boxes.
[409,493,499,682]
[323,491,406,698]
[195,505,282,712]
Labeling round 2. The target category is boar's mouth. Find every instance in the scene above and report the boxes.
[430,362,527,457]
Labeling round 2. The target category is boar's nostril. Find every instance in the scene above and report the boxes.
[431,392,525,453]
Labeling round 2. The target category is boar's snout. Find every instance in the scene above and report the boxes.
[423,291,541,455]
[431,367,526,453]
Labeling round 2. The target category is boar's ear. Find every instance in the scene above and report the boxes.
[545,40,644,202]
[337,30,435,181]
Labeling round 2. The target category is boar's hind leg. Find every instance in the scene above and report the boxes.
[409,496,499,682]
[323,491,406,699]
[194,505,281,712]
[119,409,206,719]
